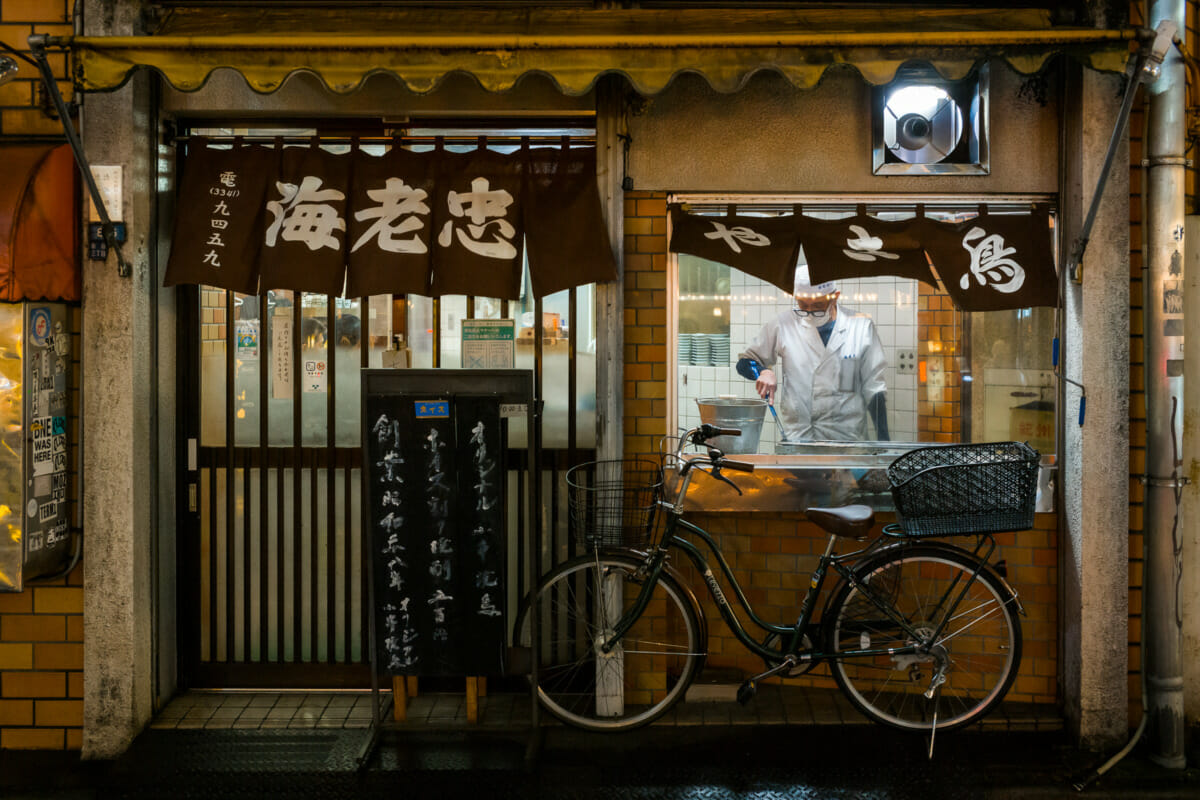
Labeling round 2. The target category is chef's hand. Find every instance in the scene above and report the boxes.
[756,369,777,403]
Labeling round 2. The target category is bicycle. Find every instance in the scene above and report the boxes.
[515,424,1039,736]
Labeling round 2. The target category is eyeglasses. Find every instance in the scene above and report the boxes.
[793,299,834,319]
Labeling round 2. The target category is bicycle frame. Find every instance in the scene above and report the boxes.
[597,450,1003,671]
[599,502,997,670]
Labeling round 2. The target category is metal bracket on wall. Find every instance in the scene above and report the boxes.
[27,35,131,278]
[1065,21,1175,284]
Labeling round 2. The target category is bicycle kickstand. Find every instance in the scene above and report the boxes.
[737,656,799,706]
[925,655,949,760]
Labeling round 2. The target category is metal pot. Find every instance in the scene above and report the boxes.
[695,397,767,454]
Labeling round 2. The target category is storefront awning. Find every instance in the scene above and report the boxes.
[53,7,1138,96]
[0,144,80,303]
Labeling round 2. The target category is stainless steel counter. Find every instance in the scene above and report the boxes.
[673,447,1057,515]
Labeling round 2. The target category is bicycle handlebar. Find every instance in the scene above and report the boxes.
[671,425,757,493]
[706,426,743,439]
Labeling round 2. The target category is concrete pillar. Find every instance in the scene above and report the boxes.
[595,79,625,461]
[79,1,157,759]
[1059,64,1131,750]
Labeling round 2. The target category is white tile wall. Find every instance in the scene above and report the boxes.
[677,272,920,451]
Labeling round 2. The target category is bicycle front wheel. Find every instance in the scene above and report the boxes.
[514,551,706,732]
[825,543,1022,732]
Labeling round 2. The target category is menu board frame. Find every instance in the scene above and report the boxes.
[359,368,539,741]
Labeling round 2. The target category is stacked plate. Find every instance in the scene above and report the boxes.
[709,334,730,366]
[677,333,693,364]
[690,334,711,366]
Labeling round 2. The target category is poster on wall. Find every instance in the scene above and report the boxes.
[236,320,259,360]
[22,304,72,583]
[303,357,326,393]
[461,319,515,369]
[271,315,293,399]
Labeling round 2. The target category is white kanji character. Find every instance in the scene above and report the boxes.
[842,225,900,262]
[960,227,1025,294]
[202,251,221,267]
[436,177,517,259]
[703,221,770,254]
[469,421,486,446]
[212,200,230,216]
[352,178,430,254]
[219,171,238,188]
[265,176,346,251]
[206,233,225,247]
[478,593,502,617]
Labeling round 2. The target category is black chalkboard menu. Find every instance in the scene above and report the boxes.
[362,370,533,678]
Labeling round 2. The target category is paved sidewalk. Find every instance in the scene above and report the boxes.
[2,691,1197,799]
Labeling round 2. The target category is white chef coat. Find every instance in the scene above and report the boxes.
[739,307,887,441]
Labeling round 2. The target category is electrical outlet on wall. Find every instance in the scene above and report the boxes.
[896,350,917,374]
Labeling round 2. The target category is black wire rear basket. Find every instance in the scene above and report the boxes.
[887,441,1040,537]
[567,459,664,548]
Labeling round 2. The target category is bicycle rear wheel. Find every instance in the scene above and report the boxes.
[825,543,1022,732]
[514,551,705,732]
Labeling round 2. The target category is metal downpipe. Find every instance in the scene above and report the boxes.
[1143,0,1187,769]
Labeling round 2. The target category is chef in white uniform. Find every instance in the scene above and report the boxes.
[736,266,889,441]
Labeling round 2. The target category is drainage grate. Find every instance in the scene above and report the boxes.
[112,730,366,775]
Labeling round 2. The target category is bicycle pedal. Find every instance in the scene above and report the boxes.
[736,680,757,705]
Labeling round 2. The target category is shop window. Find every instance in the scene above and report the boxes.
[672,200,1058,457]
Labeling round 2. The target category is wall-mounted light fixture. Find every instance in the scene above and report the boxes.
[873,63,989,175]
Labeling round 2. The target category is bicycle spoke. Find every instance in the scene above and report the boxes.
[517,553,704,731]
[827,546,1021,733]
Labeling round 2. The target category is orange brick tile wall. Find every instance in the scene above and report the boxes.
[917,286,964,443]
[623,190,1058,708]
[0,0,73,137]
[0,0,83,751]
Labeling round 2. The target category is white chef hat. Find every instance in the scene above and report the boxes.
[793,264,837,298]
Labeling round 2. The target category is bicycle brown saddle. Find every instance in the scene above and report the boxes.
[805,505,875,539]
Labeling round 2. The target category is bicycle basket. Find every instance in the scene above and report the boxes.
[567,459,664,548]
[887,441,1039,537]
